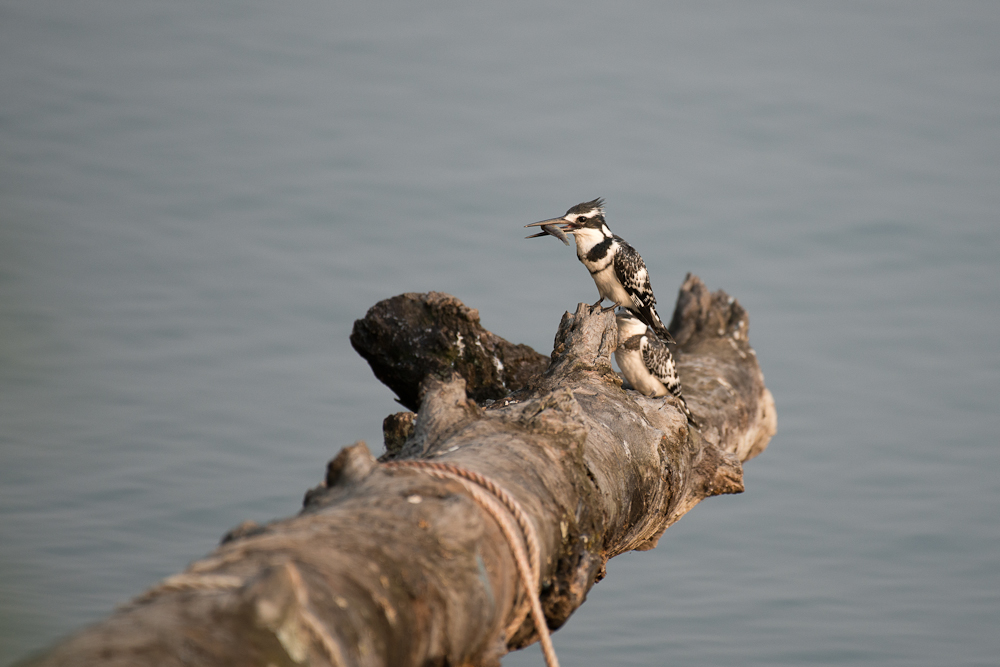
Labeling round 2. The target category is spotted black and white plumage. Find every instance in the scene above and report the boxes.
[525,198,673,343]
[615,309,697,427]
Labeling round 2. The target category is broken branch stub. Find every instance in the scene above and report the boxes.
[23,275,774,667]
[349,291,550,411]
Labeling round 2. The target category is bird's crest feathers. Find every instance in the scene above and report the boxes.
[565,198,605,218]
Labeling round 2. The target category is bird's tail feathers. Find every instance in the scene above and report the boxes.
[674,391,699,429]
[636,305,675,344]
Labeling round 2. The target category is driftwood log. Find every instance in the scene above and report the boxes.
[22,274,775,667]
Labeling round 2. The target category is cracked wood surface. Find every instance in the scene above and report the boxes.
[23,274,775,667]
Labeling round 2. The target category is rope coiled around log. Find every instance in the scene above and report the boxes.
[383,459,560,667]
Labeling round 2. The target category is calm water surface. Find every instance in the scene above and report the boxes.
[2,2,999,665]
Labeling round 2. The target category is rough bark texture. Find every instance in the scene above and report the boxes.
[21,274,775,667]
[349,291,550,411]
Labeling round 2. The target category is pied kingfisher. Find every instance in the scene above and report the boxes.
[525,198,673,343]
[614,309,697,427]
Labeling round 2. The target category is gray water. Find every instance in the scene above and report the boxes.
[2,1,999,665]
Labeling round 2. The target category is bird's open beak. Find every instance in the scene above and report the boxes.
[524,217,575,232]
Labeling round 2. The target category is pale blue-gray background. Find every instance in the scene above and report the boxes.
[2,2,998,665]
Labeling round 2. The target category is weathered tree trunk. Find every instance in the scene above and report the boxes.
[22,274,775,667]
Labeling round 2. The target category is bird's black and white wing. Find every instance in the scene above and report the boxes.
[612,238,673,343]
[641,335,697,426]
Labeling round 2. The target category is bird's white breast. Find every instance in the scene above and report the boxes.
[615,343,668,397]
[592,265,634,307]
[573,229,633,306]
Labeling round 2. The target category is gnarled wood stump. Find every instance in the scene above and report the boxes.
[22,274,775,667]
